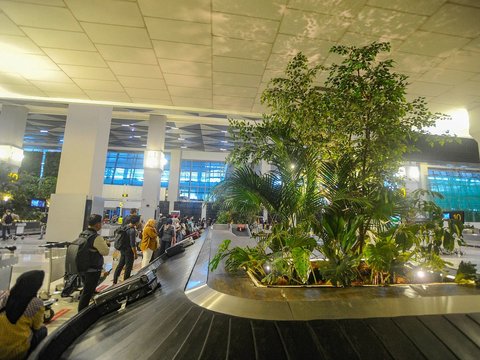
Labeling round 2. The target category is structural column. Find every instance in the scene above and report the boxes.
[140,115,166,220]
[168,150,181,213]
[47,104,112,242]
[260,160,271,222]
[0,105,28,170]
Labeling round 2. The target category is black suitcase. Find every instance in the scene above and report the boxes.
[94,270,159,315]
[176,237,195,248]
[165,243,185,257]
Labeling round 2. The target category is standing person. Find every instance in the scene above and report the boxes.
[113,215,139,284]
[38,212,48,240]
[0,270,47,360]
[159,218,176,255]
[78,214,110,311]
[123,208,138,225]
[1,209,16,240]
[140,219,158,268]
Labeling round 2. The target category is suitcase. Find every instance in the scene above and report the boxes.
[191,231,200,240]
[176,237,195,248]
[165,243,185,257]
[94,270,159,315]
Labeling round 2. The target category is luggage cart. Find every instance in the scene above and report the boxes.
[14,222,26,240]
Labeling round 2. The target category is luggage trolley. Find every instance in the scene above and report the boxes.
[14,222,26,240]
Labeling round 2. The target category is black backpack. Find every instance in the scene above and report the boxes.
[4,214,13,224]
[71,229,98,273]
[113,226,129,250]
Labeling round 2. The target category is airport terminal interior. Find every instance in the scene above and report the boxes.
[1,1,480,359]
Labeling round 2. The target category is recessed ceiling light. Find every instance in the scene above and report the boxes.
[133,135,141,138]
[40,130,48,133]
[131,128,135,132]
[221,140,228,143]
[220,148,227,151]
[181,146,187,149]
[178,137,185,141]
[170,127,178,130]
[121,124,130,127]
[221,130,228,133]
[141,144,147,147]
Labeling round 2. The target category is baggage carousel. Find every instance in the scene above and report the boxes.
[31,228,480,360]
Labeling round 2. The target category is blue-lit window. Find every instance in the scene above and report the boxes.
[104,152,170,187]
[179,160,227,200]
[428,168,480,222]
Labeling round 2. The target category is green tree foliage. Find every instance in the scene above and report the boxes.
[212,42,460,286]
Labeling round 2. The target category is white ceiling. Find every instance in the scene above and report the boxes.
[0,0,479,116]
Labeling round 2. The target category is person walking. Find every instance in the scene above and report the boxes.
[2,209,16,240]
[77,214,110,311]
[159,218,176,255]
[0,270,48,360]
[113,215,139,284]
[140,219,158,268]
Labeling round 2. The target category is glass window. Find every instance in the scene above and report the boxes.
[104,151,170,187]
[428,168,480,222]
[178,160,227,200]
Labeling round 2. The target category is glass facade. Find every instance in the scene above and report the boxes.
[179,160,227,200]
[104,152,170,187]
[427,168,480,222]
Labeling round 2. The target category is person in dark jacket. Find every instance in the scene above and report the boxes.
[113,215,139,284]
[159,218,176,255]
[78,214,110,311]
[0,270,47,359]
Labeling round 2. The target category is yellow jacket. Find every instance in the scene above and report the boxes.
[140,221,158,251]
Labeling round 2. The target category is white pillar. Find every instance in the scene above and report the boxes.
[260,160,271,221]
[0,105,28,170]
[141,115,166,220]
[168,149,181,213]
[47,104,112,242]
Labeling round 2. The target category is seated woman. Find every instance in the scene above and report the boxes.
[140,219,159,268]
[0,270,47,360]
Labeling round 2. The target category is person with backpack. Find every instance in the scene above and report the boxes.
[76,214,110,311]
[2,209,16,240]
[113,215,139,284]
[158,218,176,255]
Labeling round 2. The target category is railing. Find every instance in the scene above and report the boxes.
[41,243,69,295]
[0,252,18,290]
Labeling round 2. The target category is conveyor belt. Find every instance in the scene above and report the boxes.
[33,231,480,359]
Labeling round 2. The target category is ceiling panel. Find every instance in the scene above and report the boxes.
[22,69,72,83]
[288,0,367,17]
[213,72,262,87]
[124,88,170,100]
[350,6,426,39]
[158,59,211,77]
[212,37,272,61]
[213,56,265,75]
[163,74,212,89]
[213,85,258,98]
[272,34,334,58]
[96,45,157,65]
[420,68,475,85]
[171,96,212,108]
[59,65,116,81]
[145,17,211,45]
[280,9,351,41]
[399,31,470,58]
[138,0,211,23]
[117,76,167,90]
[0,71,30,85]
[43,48,107,67]
[0,1,81,31]
[108,62,164,78]
[366,0,446,16]
[0,12,23,35]
[153,41,211,62]
[212,0,286,20]
[65,0,144,27]
[81,23,152,48]
[21,27,95,51]
[84,90,131,102]
[168,86,211,100]
[438,51,480,72]
[212,13,279,42]
[73,79,124,92]
[420,3,480,37]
